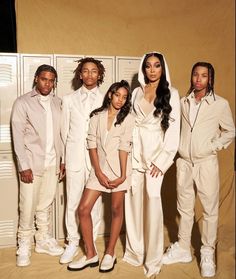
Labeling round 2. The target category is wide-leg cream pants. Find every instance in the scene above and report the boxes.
[65,168,102,245]
[176,157,219,250]
[124,169,164,277]
[18,165,58,243]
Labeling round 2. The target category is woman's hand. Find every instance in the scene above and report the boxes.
[95,170,110,188]
[150,163,162,177]
[108,176,126,188]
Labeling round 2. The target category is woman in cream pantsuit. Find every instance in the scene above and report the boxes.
[68,80,134,273]
[123,52,180,277]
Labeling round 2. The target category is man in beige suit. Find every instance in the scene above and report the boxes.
[60,57,105,264]
[11,65,65,267]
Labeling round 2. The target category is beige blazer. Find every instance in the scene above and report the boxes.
[87,110,134,177]
[61,86,104,171]
[11,89,62,175]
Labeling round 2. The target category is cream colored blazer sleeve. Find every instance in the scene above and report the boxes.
[118,114,135,153]
[87,114,99,149]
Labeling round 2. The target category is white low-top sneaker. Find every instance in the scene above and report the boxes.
[200,249,216,277]
[35,238,64,256]
[67,255,99,271]
[99,254,117,272]
[162,242,192,265]
[60,243,78,264]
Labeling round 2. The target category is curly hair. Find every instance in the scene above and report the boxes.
[90,80,131,126]
[187,62,215,96]
[32,64,57,89]
[72,57,105,90]
[142,53,172,132]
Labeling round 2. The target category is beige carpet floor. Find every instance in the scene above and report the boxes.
[0,226,234,279]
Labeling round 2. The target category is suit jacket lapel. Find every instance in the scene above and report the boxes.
[105,113,118,149]
[73,88,86,117]
[99,110,108,152]
[91,89,104,111]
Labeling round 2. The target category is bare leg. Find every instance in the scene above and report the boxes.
[105,191,125,256]
[78,189,101,259]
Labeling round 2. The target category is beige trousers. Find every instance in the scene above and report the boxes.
[176,157,219,250]
[65,168,102,245]
[18,165,58,243]
[124,169,164,277]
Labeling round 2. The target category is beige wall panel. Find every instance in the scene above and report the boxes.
[15,0,234,108]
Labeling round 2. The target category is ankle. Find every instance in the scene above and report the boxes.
[86,251,97,259]
[105,250,114,257]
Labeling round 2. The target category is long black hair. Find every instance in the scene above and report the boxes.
[187,62,215,96]
[90,80,131,126]
[32,64,58,89]
[142,53,172,132]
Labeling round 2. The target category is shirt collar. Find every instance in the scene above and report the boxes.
[30,87,55,97]
[185,90,215,105]
[81,85,98,96]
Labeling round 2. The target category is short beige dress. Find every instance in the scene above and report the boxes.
[85,111,134,193]
[86,160,132,193]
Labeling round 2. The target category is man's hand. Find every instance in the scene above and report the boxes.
[20,169,34,183]
[59,163,66,181]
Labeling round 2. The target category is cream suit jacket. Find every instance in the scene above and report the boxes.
[61,87,104,171]
[87,110,134,177]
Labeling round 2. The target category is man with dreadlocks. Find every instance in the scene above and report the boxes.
[60,57,105,264]
[11,64,65,267]
[162,62,235,277]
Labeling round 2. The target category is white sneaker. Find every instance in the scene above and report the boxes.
[35,238,64,256]
[16,239,31,267]
[200,248,216,277]
[59,243,79,264]
[162,242,192,264]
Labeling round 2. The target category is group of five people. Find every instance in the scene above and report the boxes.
[11,52,235,278]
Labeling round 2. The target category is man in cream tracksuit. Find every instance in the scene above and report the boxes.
[60,57,105,264]
[162,62,235,278]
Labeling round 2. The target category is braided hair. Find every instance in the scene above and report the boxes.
[187,62,215,96]
[32,64,58,89]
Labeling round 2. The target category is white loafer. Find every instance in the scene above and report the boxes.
[99,254,117,272]
[67,255,99,271]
